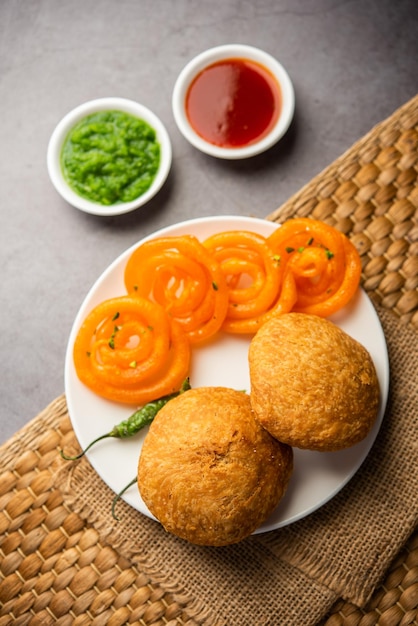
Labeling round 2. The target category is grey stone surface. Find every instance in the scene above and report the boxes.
[1,0,417,442]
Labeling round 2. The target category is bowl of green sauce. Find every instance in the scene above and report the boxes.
[172,44,295,160]
[47,98,172,215]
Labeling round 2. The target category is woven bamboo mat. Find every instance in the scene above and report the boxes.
[0,390,417,626]
[1,393,417,626]
[269,92,418,624]
[0,94,417,625]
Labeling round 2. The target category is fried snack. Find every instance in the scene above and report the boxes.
[137,387,293,546]
[249,313,380,451]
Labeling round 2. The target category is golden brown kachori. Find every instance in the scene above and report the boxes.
[137,386,293,546]
[249,313,380,451]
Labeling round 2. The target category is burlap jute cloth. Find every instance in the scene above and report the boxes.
[1,95,417,625]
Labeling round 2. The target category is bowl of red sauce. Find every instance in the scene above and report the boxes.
[172,44,295,159]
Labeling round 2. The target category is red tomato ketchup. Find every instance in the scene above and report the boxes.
[185,58,282,149]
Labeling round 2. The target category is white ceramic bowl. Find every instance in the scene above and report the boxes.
[47,97,172,216]
[172,44,295,160]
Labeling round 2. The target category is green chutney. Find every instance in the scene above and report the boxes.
[60,110,161,205]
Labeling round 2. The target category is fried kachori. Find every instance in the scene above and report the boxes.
[248,313,380,451]
[137,386,293,546]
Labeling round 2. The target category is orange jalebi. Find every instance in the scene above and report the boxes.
[124,235,229,344]
[267,218,362,317]
[73,219,363,404]
[203,230,283,334]
[73,295,191,404]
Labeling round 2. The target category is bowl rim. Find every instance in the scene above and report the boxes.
[172,44,295,160]
[47,97,172,216]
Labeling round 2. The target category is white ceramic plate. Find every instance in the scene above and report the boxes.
[65,215,389,532]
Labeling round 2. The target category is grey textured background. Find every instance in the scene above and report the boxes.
[1,0,417,442]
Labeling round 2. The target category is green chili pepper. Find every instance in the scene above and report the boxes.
[111,476,138,521]
[60,377,191,461]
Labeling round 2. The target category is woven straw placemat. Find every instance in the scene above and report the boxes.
[1,95,417,626]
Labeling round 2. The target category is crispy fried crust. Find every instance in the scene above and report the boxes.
[248,313,380,451]
[137,387,293,546]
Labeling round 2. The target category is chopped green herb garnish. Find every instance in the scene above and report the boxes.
[212,281,218,291]
[285,246,295,253]
[108,324,120,349]
[325,249,334,259]
[112,312,120,321]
